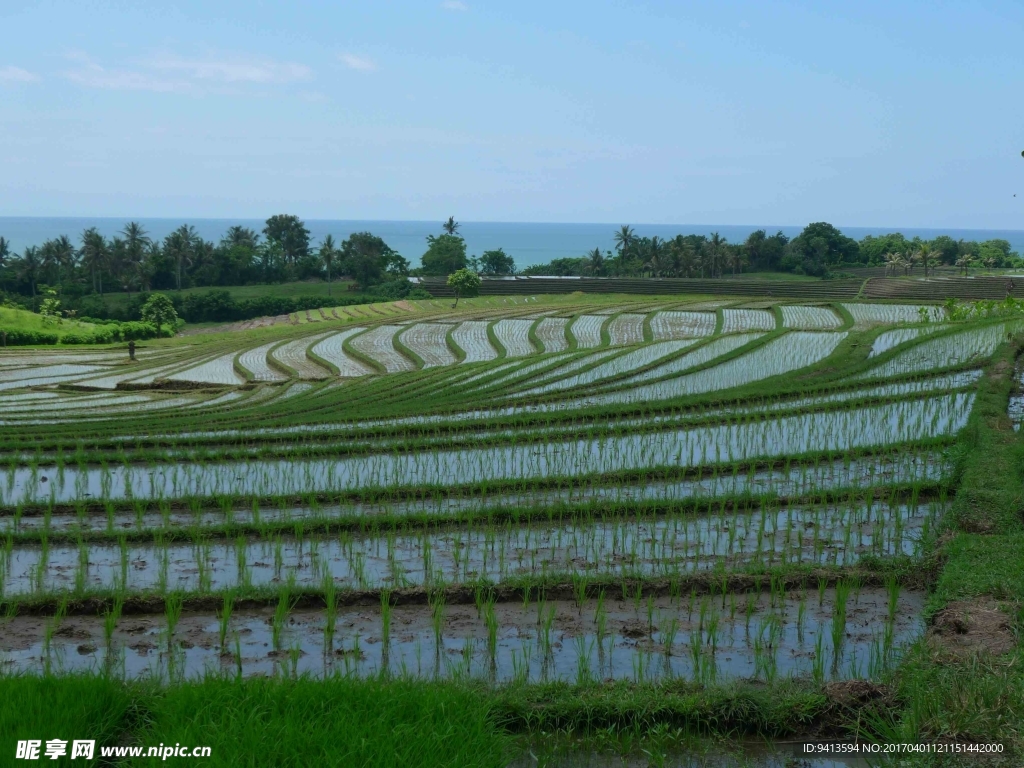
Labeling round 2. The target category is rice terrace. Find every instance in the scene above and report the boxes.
[1,284,1022,765]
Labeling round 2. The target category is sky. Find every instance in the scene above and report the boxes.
[1,0,1023,228]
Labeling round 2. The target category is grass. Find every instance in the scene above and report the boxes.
[0,305,99,338]
[0,675,135,766]
[0,675,512,767]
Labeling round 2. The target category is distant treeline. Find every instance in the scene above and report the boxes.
[0,214,451,315]
[1,217,1017,315]
[520,223,1021,278]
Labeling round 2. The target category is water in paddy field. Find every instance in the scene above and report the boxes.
[4,217,1024,267]
[0,501,944,596]
[0,588,923,688]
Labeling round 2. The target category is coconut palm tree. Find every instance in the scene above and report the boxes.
[120,222,151,292]
[18,246,41,297]
[221,226,259,250]
[442,217,460,236]
[583,247,604,277]
[40,236,75,292]
[319,234,339,296]
[79,228,109,295]
[705,233,726,278]
[914,243,936,278]
[955,255,972,276]
[164,225,196,291]
[613,225,635,256]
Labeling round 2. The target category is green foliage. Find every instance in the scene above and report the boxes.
[480,248,516,276]
[782,222,859,276]
[139,293,178,333]
[38,289,62,326]
[339,232,408,288]
[447,268,481,306]
[263,214,310,264]
[421,233,468,276]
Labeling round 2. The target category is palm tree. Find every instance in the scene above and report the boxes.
[120,222,150,296]
[442,217,460,236]
[583,247,604,277]
[914,243,936,278]
[18,246,41,297]
[955,255,972,276]
[165,224,196,291]
[644,236,667,276]
[669,235,695,277]
[319,234,339,296]
[883,252,901,277]
[41,237,74,291]
[705,232,726,278]
[613,225,635,256]
[221,226,259,250]
[730,246,745,276]
[79,228,108,295]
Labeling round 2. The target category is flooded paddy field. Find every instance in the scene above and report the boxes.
[0,500,943,597]
[0,586,921,685]
[2,296,1017,763]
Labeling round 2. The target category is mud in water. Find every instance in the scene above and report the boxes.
[0,587,922,684]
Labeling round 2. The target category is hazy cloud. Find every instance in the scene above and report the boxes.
[146,55,312,84]
[62,51,311,92]
[440,1,468,10]
[0,65,40,83]
[340,53,376,72]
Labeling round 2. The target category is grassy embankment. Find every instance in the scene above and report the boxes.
[0,306,100,341]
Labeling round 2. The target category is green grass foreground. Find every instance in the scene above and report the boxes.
[0,676,513,768]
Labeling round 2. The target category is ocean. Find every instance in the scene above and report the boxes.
[2,217,1023,269]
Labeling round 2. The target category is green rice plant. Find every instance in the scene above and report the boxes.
[813,629,827,683]
[165,593,184,651]
[322,574,338,653]
[483,597,499,670]
[218,591,235,654]
[429,590,446,656]
[102,596,123,650]
[272,587,297,653]
[662,616,678,657]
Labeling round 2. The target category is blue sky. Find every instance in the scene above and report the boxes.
[1,0,1023,228]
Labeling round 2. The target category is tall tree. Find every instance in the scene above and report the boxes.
[41,236,75,291]
[18,246,41,297]
[164,224,197,291]
[79,228,109,295]
[319,234,339,295]
[583,247,604,277]
[613,225,635,256]
[264,215,310,264]
[221,226,259,250]
[442,216,460,236]
[120,222,151,295]
[340,232,396,288]
[479,248,516,276]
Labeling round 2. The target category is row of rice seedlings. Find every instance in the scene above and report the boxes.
[0,393,972,507]
[0,493,942,598]
[0,442,950,539]
[10,580,914,684]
